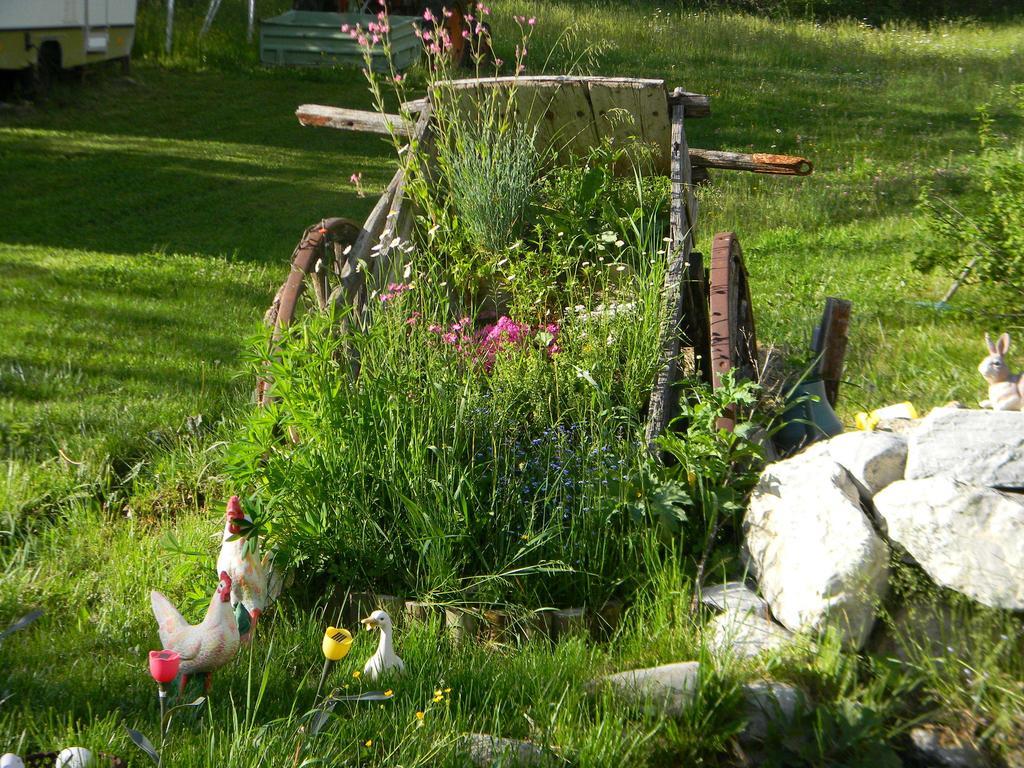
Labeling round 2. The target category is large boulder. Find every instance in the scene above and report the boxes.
[905,408,1024,489]
[873,478,1024,610]
[744,453,890,648]
[806,430,908,497]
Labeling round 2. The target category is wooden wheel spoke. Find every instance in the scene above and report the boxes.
[258,217,361,405]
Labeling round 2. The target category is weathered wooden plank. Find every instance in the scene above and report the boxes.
[813,297,853,407]
[588,81,647,153]
[521,83,599,162]
[329,169,404,319]
[368,105,434,302]
[637,85,671,170]
[689,148,813,176]
[646,101,694,453]
[296,104,413,137]
[439,76,669,168]
[443,75,667,91]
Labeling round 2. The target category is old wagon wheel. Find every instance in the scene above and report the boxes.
[258,217,362,405]
[708,231,758,431]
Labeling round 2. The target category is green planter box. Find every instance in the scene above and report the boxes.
[260,11,420,71]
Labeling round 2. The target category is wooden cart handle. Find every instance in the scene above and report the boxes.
[688,149,813,176]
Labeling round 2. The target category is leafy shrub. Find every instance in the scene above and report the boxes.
[915,86,1024,298]
[227,270,668,607]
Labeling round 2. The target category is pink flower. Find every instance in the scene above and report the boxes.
[494,58,503,66]
[442,332,458,345]
[423,7,434,21]
[341,23,350,32]
[428,324,442,334]
[406,312,421,326]
[350,172,362,184]
[479,5,490,15]
[357,35,368,46]
[379,282,412,302]
[528,17,536,25]
[393,74,404,83]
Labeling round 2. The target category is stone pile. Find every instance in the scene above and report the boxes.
[742,407,1023,649]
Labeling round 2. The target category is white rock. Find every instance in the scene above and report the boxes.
[700,581,770,619]
[744,454,890,648]
[591,661,700,717]
[707,610,794,659]
[463,733,548,767]
[807,431,908,497]
[740,681,803,745]
[1,754,24,768]
[55,748,94,768]
[905,408,1024,489]
[874,478,1024,610]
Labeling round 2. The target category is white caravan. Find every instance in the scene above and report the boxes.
[0,0,138,75]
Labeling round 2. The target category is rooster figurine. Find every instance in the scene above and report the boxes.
[216,495,283,641]
[150,571,240,693]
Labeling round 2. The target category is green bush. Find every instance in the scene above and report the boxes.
[915,86,1024,298]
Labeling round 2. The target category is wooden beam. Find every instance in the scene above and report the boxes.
[689,148,813,176]
[668,88,711,118]
[813,298,853,407]
[295,105,413,137]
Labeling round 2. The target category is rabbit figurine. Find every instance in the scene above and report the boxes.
[979,333,1024,411]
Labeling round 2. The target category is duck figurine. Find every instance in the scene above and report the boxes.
[150,571,240,693]
[360,610,405,681]
[216,496,283,642]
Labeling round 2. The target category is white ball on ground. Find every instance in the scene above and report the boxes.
[55,747,95,767]
[1,753,25,768]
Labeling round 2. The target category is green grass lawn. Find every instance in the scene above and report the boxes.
[2,1,1023,765]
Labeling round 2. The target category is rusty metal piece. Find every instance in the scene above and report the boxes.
[709,232,758,431]
[689,148,812,176]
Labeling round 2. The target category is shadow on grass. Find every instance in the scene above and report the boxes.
[0,66,394,262]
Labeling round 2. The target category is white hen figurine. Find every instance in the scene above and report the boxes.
[150,571,240,693]
[360,609,405,681]
[216,495,283,641]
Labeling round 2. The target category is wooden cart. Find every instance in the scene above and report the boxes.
[261,75,813,444]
